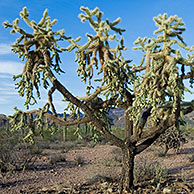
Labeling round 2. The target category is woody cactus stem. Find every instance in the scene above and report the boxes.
[120,142,135,192]
[51,75,124,147]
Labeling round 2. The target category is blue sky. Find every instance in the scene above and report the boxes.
[0,0,194,115]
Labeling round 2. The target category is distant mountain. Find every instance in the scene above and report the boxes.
[108,108,125,127]
[47,110,84,119]
[0,114,9,127]
[1,108,194,128]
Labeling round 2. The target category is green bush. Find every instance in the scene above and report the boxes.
[0,127,40,172]
[134,158,167,185]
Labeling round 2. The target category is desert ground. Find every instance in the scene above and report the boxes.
[0,138,193,194]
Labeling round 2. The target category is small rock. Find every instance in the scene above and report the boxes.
[107,188,113,193]
[101,182,108,189]
[163,187,172,193]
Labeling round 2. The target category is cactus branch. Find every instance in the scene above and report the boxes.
[48,86,57,116]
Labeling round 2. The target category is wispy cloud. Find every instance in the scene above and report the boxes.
[0,91,18,95]
[0,83,17,95]
[0,61,23,75]
[0,73,12,79]
[0,44,11,55]
[0,97,9,104]
[0,75,17,97]
[0,87,17,95]
[0,82,15,87]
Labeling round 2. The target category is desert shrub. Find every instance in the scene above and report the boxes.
[64,141,78,151]
[50,153,66,165]
[47,141,66,150]
[189,155,194,162]
[182,125,194,139]
[0,127,40,172]
[111,127,125,140]
[27,142,43,155]
[85,174,116,185]
[100,156,122,167]
[86,141,97,148]
[155,127,188,156]
[74,155,85,166]
[134,159,167,185]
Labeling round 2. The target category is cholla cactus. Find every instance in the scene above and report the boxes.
[3,8,194,192]
[3,7,70,109]
[156,127,188,155]
[130,14,194,133]
[64,7,134,127]
[66,7,133,97]
[3,7,72,141]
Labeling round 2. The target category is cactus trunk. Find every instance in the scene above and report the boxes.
[120,145,135,193]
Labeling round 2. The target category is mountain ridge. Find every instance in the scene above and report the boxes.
[1,108,194,128]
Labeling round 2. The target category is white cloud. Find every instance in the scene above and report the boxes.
[0,90,17,95]
[0,44,11,55]
[0,88,7,91]
[0,61,23,75]
[0,74,12,79]
[0,97,9,104]
[2,91,17,95]
[0,82,17,95]
[1,82,15,87]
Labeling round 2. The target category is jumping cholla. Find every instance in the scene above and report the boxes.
[3,7,194,193]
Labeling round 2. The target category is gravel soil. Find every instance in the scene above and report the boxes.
[0,140,194,194]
